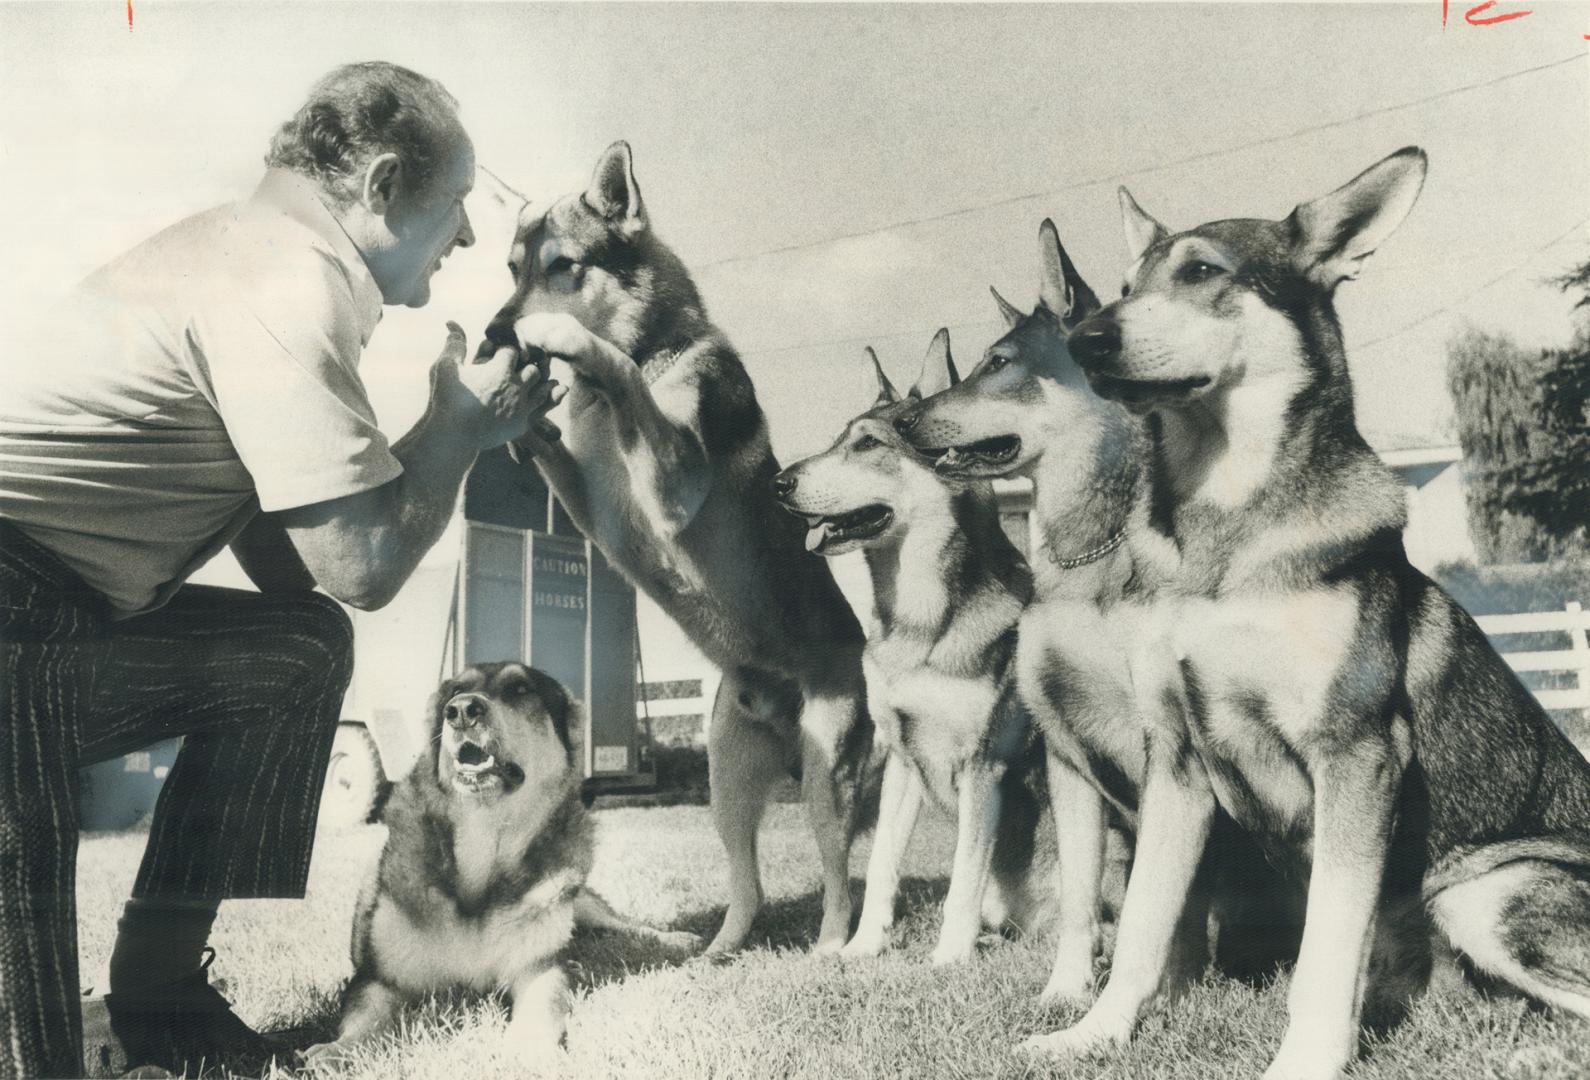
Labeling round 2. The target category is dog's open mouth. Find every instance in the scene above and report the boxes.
[451,740,526,792]
[1086,374,1212,408]
[803,504,894,553]
[913,435,1022,476]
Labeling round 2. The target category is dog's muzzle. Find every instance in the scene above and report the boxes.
[1066,318,1123,373]
[891,407,923,437]
[444,693,489,729]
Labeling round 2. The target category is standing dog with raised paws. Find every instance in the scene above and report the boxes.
[484,144,873,955]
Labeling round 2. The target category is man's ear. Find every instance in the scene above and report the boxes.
[1287,146,1427,290]
[584,141,647,237]
[1119,187,1168,265]
[361,152,402,215]
[908,328,958,401]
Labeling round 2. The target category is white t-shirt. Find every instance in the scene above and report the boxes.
[0,170,403,615]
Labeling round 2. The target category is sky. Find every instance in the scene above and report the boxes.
[3,1,1587,460]
[2,1,1587,677]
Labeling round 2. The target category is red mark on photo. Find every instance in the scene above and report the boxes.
[1466,1,1532,26]
[1443,0,1534,27]
[127,0,133,31]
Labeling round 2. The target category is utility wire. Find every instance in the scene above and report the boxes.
[741,317,1007,360]
[737,216,1588,361]
[1355,215,1589,351]
[698,52,1587,273]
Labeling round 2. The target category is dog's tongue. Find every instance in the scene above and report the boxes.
[805,522,833,553]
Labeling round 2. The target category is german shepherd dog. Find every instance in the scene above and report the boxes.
[895,221,1303,1009]
[773,330,1050,964]
[304,663,698,1068]
[1059,148,1590,1079]
[483,143,871,954]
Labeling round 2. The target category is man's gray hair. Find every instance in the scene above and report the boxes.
[266,62,461,203]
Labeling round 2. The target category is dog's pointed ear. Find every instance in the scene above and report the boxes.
[864,346,900,406]
[1119,188,1168,265]
[990,285,1024,330]
[1287,147,1427,290]
[1037,219,1101,324]
[908,328,958,400]
[584,141,647,237]
[526,667,576,763]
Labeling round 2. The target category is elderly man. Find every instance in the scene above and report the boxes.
[0,62,556,1078]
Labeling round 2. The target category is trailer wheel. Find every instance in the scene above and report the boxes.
[320,722,386,829]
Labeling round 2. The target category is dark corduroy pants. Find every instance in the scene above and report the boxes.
[0,519,353,1078]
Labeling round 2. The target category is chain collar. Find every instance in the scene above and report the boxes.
[1047,529,1126,571]
[640,340,696,387]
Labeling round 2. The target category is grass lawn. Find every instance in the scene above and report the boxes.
[76,802,1588,1079]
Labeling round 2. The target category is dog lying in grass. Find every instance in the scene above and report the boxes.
[303,662,698,1068]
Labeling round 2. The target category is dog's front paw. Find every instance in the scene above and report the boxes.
[1260,1039,1349,1080]
[1037,968,1095,1007]
[512,313,608,383]
[929,939,976,967]
[839,926,889,959]
[299,1040,353,1070]
[656,929,703,952]
[1017,1015,1127,1061]
[507,1019,569,1064]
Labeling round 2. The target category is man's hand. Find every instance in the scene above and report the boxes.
[431,321,563,450]
[275,323,565,610]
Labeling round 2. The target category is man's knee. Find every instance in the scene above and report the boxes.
[266,593,355,687]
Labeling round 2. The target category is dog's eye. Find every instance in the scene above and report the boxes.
[1120,283,1131,298]
[1179,261,1224,284]
[985,354,1009,372]
[507,259,520,279]
[546,256,576,275]
[853,435,881,452]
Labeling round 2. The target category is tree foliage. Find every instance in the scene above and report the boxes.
[1446,255,1590,562]
[1447,328,1550,561]
[1549,255,1590,312]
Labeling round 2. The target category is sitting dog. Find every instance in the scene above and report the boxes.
[1061,148,1590,1079]
[775,331,1050,964]
[484,143,872,954]
[303,663,697,1067]
[894,221,1302,1006]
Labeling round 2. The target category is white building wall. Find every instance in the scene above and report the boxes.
[1401,463,1477,574]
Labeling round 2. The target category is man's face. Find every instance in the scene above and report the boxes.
[378,126,476,308]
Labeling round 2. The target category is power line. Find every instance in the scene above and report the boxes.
[1355,215,1589,351]
[698,52,1587,274]
[737,217,1588,362]
[741,317,1007,360]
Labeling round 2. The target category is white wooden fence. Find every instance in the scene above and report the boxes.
[637,672,721,746]
[635,603,1590,741]
[1475,600,1590,713]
